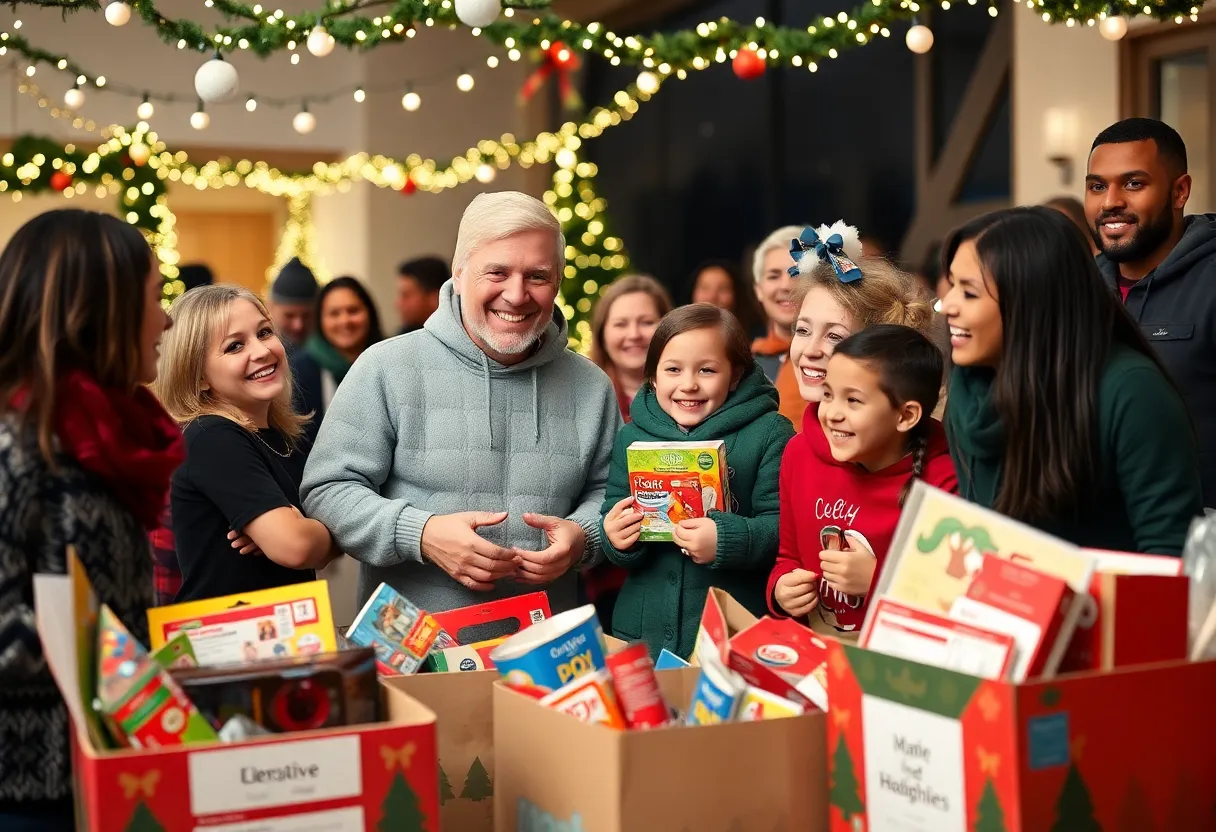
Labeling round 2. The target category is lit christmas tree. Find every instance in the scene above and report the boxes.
[545,148,629,354]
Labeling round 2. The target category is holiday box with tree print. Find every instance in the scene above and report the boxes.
[826,640,1216,832]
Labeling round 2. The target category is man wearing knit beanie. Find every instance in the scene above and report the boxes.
[269,257,319,350]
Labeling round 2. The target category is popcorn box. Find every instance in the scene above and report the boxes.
[626,441,730,542]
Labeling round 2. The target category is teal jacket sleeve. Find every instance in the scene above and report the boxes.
[711,415,796,571]
[598,426,655,568]
[1108,365,1204,555]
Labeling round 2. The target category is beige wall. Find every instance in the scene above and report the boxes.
[1012,9,1120,207]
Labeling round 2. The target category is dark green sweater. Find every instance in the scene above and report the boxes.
[599,365,795,659]
[945,345,1203,554]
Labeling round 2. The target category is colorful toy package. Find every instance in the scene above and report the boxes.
[626,440,730,542]
[146,580,337,667]
[346,582,441,675]
[96,606,216,749]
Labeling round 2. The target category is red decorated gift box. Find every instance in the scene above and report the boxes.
[826,640,1216,832]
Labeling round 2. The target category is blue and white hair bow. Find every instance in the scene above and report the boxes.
[788,226,863,283]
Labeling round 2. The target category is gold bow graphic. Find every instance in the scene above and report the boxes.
[118,769,161,800]
[381,741,417,771]
[977,747,1000,777]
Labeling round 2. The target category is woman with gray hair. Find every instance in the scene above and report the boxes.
[750,225,808,427]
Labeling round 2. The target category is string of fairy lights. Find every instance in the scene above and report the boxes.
[2,0,1200,134]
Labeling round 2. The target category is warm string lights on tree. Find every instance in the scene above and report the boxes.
[545,147,627,354]
[268,191,328,284]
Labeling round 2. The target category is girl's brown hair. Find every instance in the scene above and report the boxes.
[0,209,155,462]
[793,254,934,336]
[644,304,756,382]
[154,284,308,442]
[589,275,673,371]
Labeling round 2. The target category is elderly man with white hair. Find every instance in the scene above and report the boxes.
[302,191,621,613]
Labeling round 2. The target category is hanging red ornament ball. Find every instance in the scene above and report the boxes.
[732,47,766,80]
[549,42,579,70]
[400,178,417,195]
[49,171,73,192]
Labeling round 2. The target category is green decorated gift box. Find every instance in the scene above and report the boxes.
[827,640,1216,832]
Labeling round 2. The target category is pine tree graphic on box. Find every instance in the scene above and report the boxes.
[123,802,165,832]
[1050,762,1100,832]
[829,734,865,822]
[974,779,1006,832]
[438,763,455,805]
[461,756,493,801]
[378,771,428,831]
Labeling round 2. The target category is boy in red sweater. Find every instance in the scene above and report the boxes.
[768,325,958,636]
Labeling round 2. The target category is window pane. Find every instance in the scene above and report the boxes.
[1158,51,1209,212]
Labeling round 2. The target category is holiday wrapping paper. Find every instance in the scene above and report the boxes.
[827,641,1216,832]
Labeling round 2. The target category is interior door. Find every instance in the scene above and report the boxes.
[173,210,278,296]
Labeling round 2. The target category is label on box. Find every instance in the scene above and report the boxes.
[197,806,365,832]
[188,735,361,816]
[864,599,1016,681]
[862,696,966,831]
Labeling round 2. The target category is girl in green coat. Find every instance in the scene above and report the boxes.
[600,304,795,659]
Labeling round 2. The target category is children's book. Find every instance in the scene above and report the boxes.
[346,582,441,675]
[146,581,337,667]
[626,440,730,542]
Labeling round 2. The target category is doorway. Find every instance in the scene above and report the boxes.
[174,210,278,296]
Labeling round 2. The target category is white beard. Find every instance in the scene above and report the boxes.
[464,309,549,356]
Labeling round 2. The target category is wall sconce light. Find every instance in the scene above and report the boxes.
[1043,106,1080,186]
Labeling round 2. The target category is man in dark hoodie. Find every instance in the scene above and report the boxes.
[1086,117,1216,507]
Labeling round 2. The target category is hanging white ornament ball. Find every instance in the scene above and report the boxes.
[195,55,239,104]
[1099,14,1128,40]
[190,110,210,130]
[475,163,496,184]
[307,26,336,57]
[454,0,501,29]
[401,91,422,112]
[63,86,85,110]
[293,110,316,134]
[137,99,155,120]
[905,23,935,54]
[105,1,132,26]
[128,142,151,166]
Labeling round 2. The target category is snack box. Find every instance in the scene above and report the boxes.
[726,615,831,712]
[430,591,551,645]
[96,607,216,749]
[147,581,337,666]
[424,636,508,672]
[862,597,1017,681]
[627,441,730,542]
[346,582,441,675]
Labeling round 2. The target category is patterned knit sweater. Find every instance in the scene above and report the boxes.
[0,417,153,805]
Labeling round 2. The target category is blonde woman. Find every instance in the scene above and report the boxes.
[589,275,673,421]
[155,285,339,604]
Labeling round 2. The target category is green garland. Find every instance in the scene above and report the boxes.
[2,133,164,231]
[6,0,1200,66]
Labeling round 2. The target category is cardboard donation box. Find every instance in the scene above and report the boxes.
[494,667,827,832]
[826,641,1216,831]
[34,560,442,832]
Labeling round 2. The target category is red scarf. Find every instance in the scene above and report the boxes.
[12,370,185,529]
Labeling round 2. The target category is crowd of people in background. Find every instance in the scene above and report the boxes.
[1,115,1214,829]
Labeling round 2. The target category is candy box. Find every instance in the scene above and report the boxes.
[627,440,730,542]
[346,583,442,675]
[147,580,338,666]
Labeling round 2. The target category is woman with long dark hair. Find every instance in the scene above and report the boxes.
[0,210,183,829]
[293,275,385,446]
[941,206,1201,553]
[688,258,762,335]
